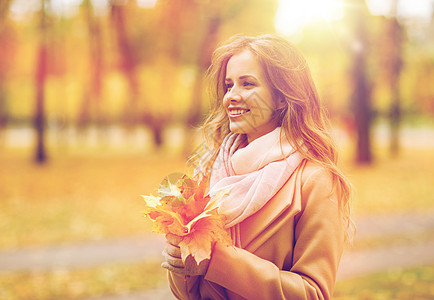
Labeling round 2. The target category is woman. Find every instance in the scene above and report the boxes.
[162,34,352,300]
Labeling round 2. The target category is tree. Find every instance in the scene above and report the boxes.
[346,0,373,164]
[34,0,48,163]
[0,0,14,145]
[110,0,141,126]
[78,0,105,130]
[383,0,404,157]
[143,0,185,147]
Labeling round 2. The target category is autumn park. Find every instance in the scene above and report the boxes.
[0,0,433,299]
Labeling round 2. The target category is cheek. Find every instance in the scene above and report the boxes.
[222,94,230,108]
[246,91,276,113]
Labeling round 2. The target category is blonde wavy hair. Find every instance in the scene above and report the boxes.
[192,34,353,240]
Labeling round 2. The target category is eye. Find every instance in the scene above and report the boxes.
[243,81,255,87]
[225,83,233,90]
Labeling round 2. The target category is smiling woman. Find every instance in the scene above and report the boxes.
[161,34,353,300]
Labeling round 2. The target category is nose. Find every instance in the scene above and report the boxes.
[225,86,242,103]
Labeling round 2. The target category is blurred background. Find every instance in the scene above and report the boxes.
[0,0,433,299]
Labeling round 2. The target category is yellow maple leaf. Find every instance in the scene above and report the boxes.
[142,194,161,208]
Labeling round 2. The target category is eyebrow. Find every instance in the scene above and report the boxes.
[225,75,258,82]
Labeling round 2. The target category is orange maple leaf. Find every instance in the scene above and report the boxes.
[179,208,232,263]
[142,176,232,264]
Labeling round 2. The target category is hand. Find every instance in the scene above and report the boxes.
[161,233,184,274]
[161,233,210,276]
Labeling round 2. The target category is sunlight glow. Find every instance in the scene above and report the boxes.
[136,0,158,9]
[275,0,434,36]
[9,0,157,20]
[274,0,344,36]
[366,0,434,22]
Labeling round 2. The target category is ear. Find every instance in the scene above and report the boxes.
[276,97,287,110]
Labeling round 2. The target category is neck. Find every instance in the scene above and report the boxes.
[247,125,279,143]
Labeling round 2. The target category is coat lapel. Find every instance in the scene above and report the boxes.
[239,160,306,252]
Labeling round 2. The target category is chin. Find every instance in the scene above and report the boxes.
[229,123,248,134]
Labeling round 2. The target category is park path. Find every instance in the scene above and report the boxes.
[1,211,434,299]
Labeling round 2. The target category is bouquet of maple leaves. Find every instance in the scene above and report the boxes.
[143,175,232,265]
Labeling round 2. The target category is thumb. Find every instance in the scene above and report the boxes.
[166,233,183,246]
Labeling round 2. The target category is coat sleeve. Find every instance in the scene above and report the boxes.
[167,272,201,300]
[204,167,345,300]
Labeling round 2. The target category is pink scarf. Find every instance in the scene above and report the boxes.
[208,127,303,228]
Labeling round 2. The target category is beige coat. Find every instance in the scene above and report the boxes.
[168,159,345,299]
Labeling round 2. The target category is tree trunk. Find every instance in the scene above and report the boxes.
[34,0,48,163]
[78,0,105,142]
[386,3,403,157]
[110,1,140,126]
[349,0,373,164]
[152,124,163,147]
[0,0,14,147]
[389,86,400,156]
[0,81,7,147]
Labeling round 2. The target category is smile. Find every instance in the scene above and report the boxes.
[229,108,250,117]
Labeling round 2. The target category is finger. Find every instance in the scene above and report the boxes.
[164,241,182,258]
[161,262,185,275]
[166,233,183,246]
[162,249,185,268]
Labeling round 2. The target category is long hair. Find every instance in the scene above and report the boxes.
[192,34,353,240]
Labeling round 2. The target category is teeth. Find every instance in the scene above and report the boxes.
[230,109,248,116]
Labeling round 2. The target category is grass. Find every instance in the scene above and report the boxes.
[0,261,167,300]
[349,229,434,252]
[334,265,434,299]
[342,147,434,216]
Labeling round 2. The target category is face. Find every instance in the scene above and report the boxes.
[223,50,280,143]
